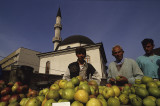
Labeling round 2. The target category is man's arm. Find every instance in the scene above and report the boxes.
[106,65,116,84]
[89,64,101,85]
[128,60,144,84]
[62,68,71,81]
[91,70,101,85]
[136,58,142,70]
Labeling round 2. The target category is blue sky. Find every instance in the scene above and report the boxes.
[0,0,160,65]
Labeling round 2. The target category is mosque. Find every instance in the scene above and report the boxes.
[0,8,108,83]
[37,8,107,79]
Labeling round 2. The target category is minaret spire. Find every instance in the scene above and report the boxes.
[57,7,61,17]
[52,7,62,51]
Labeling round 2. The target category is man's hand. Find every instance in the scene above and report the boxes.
[109,78,116,85]
[116,76,128,86]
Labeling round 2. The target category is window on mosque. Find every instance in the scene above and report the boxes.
[85,55,90,63]
[66,46,71,49]
[45,61,50,74]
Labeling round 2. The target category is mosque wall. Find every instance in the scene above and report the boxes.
[86,48,103,78]
[38,44,106,80]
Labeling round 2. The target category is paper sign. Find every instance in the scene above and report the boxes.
[52,102,70,106]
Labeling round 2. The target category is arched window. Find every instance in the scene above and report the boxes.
[66,46,71,49]
[85,55,90,63]
[45,61,50,74]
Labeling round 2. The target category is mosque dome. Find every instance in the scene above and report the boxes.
[59,35,95,46]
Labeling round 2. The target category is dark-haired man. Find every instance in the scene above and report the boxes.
[63,47,101,84]
[136,38,160,79]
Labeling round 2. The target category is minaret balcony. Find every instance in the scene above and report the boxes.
[54,24,62,30]
[52,37,62,43]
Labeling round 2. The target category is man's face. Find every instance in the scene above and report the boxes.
[112,47,124,61]
[76,53,86,62]
[143,43,154,55]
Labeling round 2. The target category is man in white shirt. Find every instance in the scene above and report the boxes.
[107,45,143,84]
[63,47,101,84]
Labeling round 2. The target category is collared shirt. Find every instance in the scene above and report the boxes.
[63,61,101,85]
[79,62,88,80]
[115,58,124,71]
[136,55,160,79]
[107,58,144,84]
[115,58,124,65]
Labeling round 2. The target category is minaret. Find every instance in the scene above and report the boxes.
[52,8,62,51]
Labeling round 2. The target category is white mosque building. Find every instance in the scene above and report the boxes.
[37,8,107,79]
[37,8,107,78]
